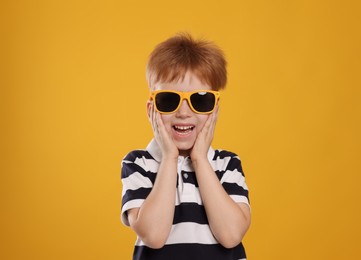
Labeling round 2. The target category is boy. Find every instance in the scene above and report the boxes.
[121,33,251,260]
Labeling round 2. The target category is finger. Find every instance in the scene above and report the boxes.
[156,112,162,133]
[149,103,154,130]
[150,103,156,132]
[153,106,157,130]
[213,105,219,123]
[157,113,170,139]
[204,109,218,139]
[203,113,214,133]
[211,107,219,131]
[153,106,158,131]
[152,105,160,137]
[157,112,169,140]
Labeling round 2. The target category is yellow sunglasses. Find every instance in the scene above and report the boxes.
[150,90,220,114]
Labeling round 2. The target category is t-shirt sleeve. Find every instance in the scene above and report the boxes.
[217,152,250,207]
[121,151,155,226]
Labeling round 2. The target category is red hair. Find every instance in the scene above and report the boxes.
[146,33,227,91]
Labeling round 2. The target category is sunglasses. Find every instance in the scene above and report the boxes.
[150,90,220,114]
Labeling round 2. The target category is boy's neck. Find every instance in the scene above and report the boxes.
[178,149,191,158]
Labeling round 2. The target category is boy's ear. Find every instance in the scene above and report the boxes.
[146,100,152,121]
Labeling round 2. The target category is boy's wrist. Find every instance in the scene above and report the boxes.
[162,154,179,162]
[191,155,209,167]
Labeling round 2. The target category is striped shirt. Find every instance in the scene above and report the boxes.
[121,139,250,260]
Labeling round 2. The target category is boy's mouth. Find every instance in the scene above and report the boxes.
[173,125,195,135]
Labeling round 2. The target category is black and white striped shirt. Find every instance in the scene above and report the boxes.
[121,139,250,260]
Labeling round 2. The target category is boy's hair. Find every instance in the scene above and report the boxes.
[146,33,227,91]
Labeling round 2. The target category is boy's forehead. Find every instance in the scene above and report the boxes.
[152,82,212,92]
[151,71,211,91]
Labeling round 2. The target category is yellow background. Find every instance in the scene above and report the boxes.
[1,0,360,259]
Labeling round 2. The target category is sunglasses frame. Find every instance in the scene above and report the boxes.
[150,90,220,115]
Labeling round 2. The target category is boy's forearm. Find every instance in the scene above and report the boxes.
[193,158,251,248]
[129,158,178,248]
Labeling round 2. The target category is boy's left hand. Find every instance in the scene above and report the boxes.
[190,106,219,161]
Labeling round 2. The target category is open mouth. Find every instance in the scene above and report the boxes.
[173,125,195,135]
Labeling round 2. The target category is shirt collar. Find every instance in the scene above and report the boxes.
[146,138,215,163]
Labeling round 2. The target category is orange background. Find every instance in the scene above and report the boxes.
[1,0,361,259]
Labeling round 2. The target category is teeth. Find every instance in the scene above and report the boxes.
[174,125,193,130]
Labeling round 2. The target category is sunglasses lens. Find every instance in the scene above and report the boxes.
[190,92,216,113]
[155,92,181,113]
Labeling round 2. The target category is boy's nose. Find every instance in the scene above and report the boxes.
[176,100,193,117]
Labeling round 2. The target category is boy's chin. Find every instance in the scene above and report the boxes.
[175,143,194,157]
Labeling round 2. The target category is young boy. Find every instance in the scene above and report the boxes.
[121,33,251,260]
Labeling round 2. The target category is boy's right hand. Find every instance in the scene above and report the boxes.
[150,103,179,160]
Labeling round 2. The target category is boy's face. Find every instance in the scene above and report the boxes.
[149,71,214,156]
